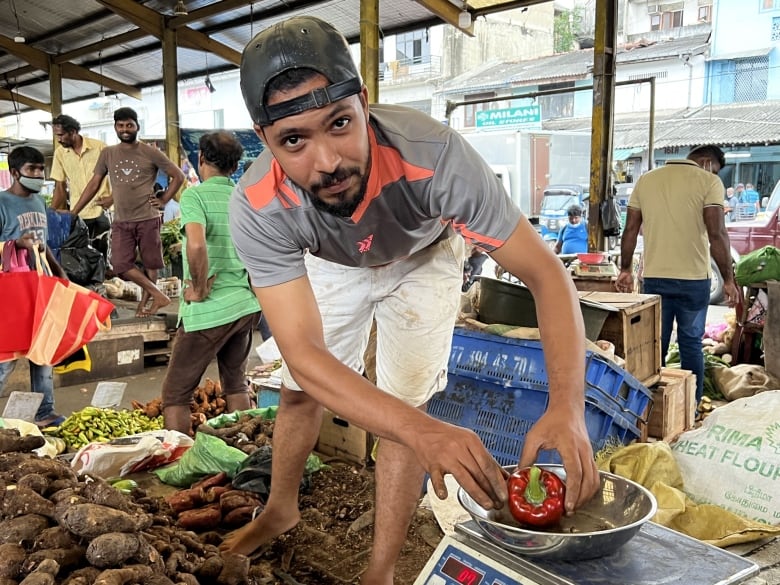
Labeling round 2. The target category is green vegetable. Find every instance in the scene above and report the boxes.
[664,343,730,400]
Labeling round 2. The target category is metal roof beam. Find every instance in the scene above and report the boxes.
[413,0,474,36]
[60,63,142,100]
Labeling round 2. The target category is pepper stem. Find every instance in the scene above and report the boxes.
[523,465,547,506]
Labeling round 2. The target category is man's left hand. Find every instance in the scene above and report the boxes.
[724,280,740,308]
[183,275,216,303]
[518,407,601,514]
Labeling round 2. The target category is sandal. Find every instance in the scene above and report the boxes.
[35,414,66,429]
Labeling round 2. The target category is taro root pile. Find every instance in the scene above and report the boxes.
[0,428,250,585]
[131,379,228,423]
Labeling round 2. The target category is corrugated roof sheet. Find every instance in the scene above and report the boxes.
[542,101,780,148]
[441,33,712,94]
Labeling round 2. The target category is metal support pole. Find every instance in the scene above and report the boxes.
[360,0,379,104]
[588,0,618,252]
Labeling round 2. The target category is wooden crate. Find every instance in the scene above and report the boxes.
[578,292,661,387]
[316,410,373,465]
[644,368,696,442]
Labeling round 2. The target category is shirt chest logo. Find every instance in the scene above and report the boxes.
[357,234,374,254]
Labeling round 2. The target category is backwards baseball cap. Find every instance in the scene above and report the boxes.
[240,16,363,126]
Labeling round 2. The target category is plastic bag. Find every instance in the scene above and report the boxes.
[154,431,248,487]
[735,245,780,286]
[71,430,193,478]
[231,445,326,497]
[207,406,277,429]
[600,195,621,237]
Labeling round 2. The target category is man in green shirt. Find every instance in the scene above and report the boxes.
[161,131,261,434]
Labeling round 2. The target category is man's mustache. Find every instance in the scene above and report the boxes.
[312,168,360,192]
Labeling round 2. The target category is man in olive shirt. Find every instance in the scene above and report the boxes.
[71,107,185,317]
[161,131,260,434]
[50,115,112,258]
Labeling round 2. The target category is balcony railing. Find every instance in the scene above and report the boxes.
[379,55,442,84]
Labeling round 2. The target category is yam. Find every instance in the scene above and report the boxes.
[219,491,261,514]
[59,504,139,538]
[33,527,77,551]
[222,506,257,527]
[93,565,153,585]
[195,555,223,581]
[0,515,50,547]
[216,553,249,585]
[24,548,84,572]
[61,566,100,585]
[15,475,48,495]
[86,533,140,568]
[176,505,222,532]
[3,487,56,519]
[0,430,45,454]
[192,472,228,491]
[0,543,25,578]
[18,558,58,585]
[165,488,204,514]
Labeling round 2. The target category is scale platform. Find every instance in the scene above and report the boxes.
[572,262,619,278]
[414,520,759,585]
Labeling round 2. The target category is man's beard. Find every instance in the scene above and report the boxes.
[118,131,137,144]
[309,166,369,218]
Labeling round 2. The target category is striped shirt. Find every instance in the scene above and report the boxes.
[178,176,259,332]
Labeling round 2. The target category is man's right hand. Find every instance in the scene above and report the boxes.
[413,418,508,510]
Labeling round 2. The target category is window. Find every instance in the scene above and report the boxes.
[661,10,684,28]
[698,5,712,22]
[734,57,769,102]
[213,109,224,128]
[650,14,661,30]
[463,92,496,127]
[773,16,780,40]
[395,30,430,65]
[538,81,574,119]
[762,0,780,11]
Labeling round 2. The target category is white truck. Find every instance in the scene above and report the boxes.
[461,130,592,225]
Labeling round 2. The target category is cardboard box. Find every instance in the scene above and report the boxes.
[579,292,662,388]
[316,410,373,465]
[644,368,696,442]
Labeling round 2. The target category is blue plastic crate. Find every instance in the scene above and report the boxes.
[428,374,640,466]
[448,328,651,427]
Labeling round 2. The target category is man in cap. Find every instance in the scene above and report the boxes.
[617,144,739,404]
[70,107,185,317]
[223,16,599,583]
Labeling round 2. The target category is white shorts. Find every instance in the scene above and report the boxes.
[281,233,465,406]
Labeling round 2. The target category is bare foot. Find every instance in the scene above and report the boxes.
[137,293,170,317]
[219,508,300,556]
[135,293,151,317]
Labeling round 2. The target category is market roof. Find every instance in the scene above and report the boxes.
[542,100,780,148]
[441,33,711,94]
[0,0,548,120]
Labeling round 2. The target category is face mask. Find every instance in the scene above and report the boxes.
[18,175,45,193]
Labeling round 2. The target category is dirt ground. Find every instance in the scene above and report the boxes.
[241,461,442,585]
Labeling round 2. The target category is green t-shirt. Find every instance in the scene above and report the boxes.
[179,176,260,332]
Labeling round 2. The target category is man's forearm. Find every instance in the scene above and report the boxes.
[71,186,98,216]
[619,232,638,270]
[710,233,734,284]
[186,243,209,294]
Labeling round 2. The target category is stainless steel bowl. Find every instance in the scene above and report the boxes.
[458,464,657,561]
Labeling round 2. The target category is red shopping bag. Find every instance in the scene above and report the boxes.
[0,241,36,362]
[25,249,114,366]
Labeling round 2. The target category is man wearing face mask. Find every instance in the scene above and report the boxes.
[617,144,739,404]
[70,107,185,318]
[0,146,67,428]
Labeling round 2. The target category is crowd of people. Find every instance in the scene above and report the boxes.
[723,181,762,222]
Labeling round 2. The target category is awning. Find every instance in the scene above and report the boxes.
[707,47,774,61]
[614,147,643,161]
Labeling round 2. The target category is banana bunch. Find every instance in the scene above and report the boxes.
[49,406,164,450]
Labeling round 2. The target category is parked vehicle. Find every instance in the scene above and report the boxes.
[539,184,590,242]
[726,179,780,255]
[461,130,591,225]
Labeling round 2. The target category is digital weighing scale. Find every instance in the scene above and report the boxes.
[414,520,759,585]
[572,262,619,278]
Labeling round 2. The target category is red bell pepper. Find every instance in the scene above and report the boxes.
[507,465,566,527]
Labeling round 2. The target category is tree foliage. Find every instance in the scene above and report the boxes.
[554,7,586,53]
